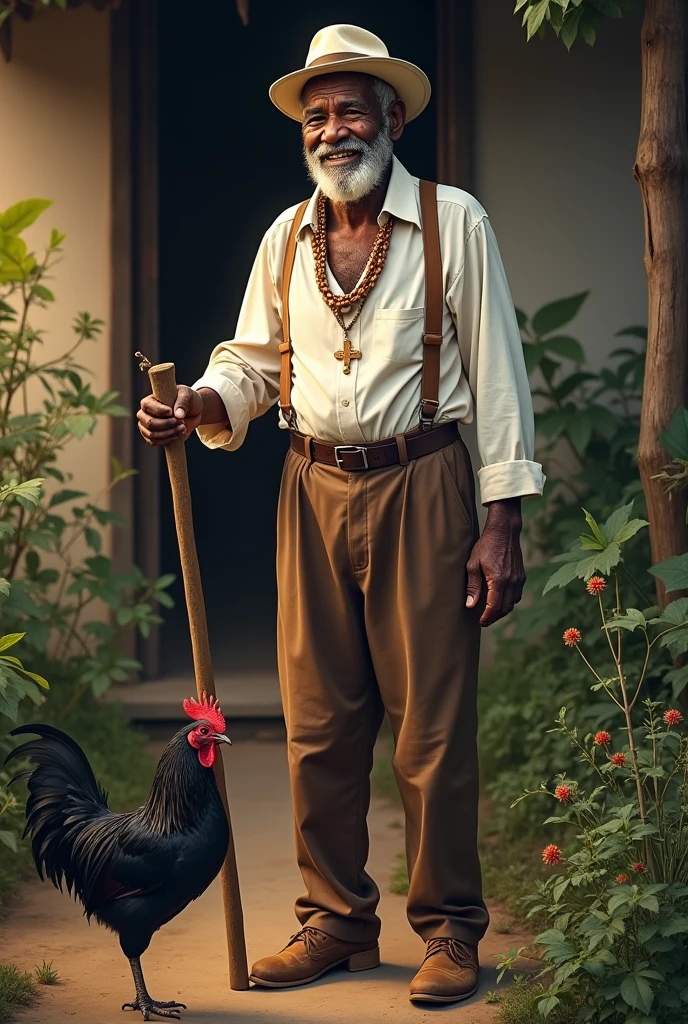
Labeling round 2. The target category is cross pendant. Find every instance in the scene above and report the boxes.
[334,336,361,375]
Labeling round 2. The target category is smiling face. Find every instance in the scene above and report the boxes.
[301,72,405,203]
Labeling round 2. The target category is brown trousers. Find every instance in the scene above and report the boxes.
[276,432,489,946]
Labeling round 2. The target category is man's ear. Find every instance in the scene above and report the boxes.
[389,99,406,142]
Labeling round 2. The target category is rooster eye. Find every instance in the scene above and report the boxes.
[198,727,208,735]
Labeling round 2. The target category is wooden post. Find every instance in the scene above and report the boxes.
[634,0,688,603]
[147,360,249,991]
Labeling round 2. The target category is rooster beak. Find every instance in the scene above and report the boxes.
[213,733,232,745]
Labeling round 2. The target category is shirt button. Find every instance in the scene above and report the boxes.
[340,304,351,314]
[341,399,349,407]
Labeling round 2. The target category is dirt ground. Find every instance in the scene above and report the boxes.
[0,734,536,1024]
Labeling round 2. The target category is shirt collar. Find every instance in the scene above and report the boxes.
[297,154,421,238]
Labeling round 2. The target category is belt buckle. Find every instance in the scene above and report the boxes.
[334,444,369,470]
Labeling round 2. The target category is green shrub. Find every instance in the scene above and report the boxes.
[480,294,650,831]
[0,963,36,1024]
[502,506,688,1024]
[0,198,173,698]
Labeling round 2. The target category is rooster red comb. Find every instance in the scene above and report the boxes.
[182,692,226,734]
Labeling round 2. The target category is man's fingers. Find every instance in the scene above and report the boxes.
[173,386,194,419]
[140,396,173,419]
[480,580,506,626]
[465,559,483,609]
[136,410,184,434]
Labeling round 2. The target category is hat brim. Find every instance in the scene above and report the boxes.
[269,56,431,123]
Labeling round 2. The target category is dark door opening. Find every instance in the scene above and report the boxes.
[156,0,437,679]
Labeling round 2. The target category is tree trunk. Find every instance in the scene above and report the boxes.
[634,0,688,606]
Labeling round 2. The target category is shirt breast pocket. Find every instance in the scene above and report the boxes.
[372,307,425,364]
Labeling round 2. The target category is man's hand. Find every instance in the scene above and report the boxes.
[137,385,203,446]
[466,497,525,627]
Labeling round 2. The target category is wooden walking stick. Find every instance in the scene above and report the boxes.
[139,354,249,991]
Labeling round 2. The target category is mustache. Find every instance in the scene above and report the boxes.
[312,138,370,161]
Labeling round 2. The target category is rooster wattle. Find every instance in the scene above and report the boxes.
[3,693,231,1021]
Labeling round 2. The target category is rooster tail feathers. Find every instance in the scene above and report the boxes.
[4,722,112,903]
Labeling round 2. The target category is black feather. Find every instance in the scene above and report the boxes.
[4,720,229,958]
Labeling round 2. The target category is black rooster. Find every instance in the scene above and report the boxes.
[3,693,231,1021]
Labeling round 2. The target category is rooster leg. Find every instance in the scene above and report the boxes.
[122,957,187,1020]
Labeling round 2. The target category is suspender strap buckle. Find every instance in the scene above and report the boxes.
[418,399,439,432]
[422,332,443,345]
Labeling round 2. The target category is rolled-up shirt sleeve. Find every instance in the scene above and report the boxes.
[192,224,283,451]
[448,214,545,505]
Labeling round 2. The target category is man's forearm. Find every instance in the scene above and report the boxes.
[197,387,231,428]
[484,496,522,530]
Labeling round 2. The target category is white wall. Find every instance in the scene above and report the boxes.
[474,3,647,365]
[0,7,112,540]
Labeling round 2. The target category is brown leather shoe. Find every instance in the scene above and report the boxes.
[409,938,479,1004]
[249,926,380,988]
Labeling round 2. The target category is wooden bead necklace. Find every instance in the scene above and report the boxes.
[311,192,394,373]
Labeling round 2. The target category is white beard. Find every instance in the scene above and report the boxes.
[303,130,394,203]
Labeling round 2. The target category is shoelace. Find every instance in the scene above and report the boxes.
[286,926,331,956]
[423,938,476,969]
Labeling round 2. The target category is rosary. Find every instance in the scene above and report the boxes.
[311,192,394,374]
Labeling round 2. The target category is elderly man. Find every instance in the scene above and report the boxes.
[138,24,544,1005]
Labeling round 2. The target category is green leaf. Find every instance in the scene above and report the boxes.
[0,199,52,235]
[543,335,586,362]
[665,664,688,700]
[49,228,67,249]
[580,14,596,45]
[538,995,561,1017]
[0,633,25,653]
[659,597,688,626]
[583,509,606,548]
[523,342,546,374]
[620,974,654,1014]
[31,284,55,303]
[613,519,649,544]
[63,414,97,439]
[567,415,593,453]
[561,6,585,47]
[605,609,646,632]
[615,325,647,341]
[649,554,688,592]
[532,292,589,336]
[84,527,102,553]
[601,504,633,543]
[658,915,688,936]
[526,0,551,39]
[659,407,688,460]
[543,560,581,594]
[0,830,18,852]
[0,578,9,597]
[48,489,87,508]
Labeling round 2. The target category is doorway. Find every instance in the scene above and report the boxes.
[155,0,437,678]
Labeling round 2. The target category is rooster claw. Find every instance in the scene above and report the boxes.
[122,997,187,1019]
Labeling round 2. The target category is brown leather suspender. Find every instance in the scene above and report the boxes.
[279,198,309,429]
[418,180,443,430]
[278,181,443,433]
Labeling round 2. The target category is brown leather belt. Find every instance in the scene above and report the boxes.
[289,421,459,471]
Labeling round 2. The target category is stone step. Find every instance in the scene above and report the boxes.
[103,672,283,722]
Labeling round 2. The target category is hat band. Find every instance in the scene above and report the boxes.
[306,50,373,68]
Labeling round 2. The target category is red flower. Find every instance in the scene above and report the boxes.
[616,874,629,884]
[610,752,626,767]
[586,576,606,596]
[542,844,562,867]
[555,784,572,804]
[632,862,646,874]
[594,730,612,747]
[664,709,683,727]
[563,628,582,647]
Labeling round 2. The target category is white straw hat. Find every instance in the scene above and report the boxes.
[269,24,431,123]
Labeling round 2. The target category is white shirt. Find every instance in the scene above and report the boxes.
[194,156,545,505]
